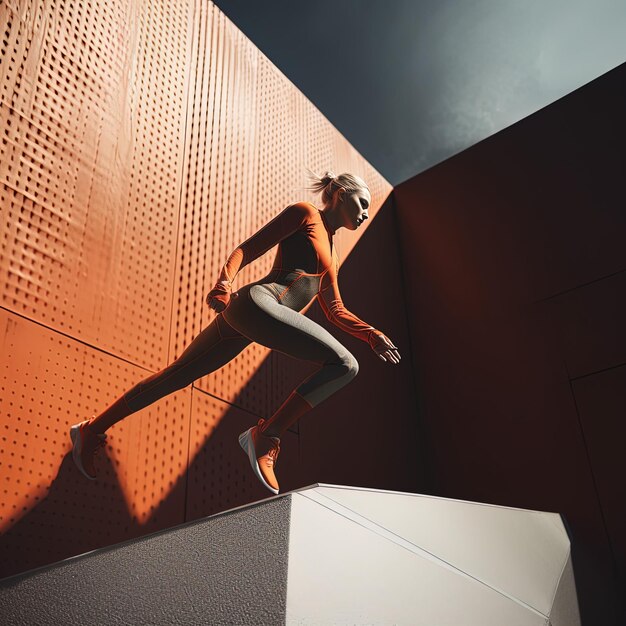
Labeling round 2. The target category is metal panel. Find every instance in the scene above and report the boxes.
[0,309,190,578]
[0,0,393,579]
[0,0,191,370]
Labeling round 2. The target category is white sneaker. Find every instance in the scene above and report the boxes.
[69,418,107,480]
[238,418,281,494]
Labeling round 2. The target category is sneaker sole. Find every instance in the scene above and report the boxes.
[238,427,279,494]
[69,423,97,481]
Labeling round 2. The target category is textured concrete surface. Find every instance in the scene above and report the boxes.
[0,495,291,625]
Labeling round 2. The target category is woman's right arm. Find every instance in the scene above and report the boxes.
[207,202,314,311]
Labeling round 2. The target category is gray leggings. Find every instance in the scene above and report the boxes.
[123,282,359,413]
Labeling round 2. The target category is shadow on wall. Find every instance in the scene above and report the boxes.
[0,195,424,581]
[0,383,278,581]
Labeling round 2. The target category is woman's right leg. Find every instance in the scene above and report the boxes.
[89,313,251,434]
[223,283,360,439]
[223,283,360,494]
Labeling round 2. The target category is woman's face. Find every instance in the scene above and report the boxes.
[338,186,371,230]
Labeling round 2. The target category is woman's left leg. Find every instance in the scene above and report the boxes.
[89,313,251,433]
[71,314,252,480]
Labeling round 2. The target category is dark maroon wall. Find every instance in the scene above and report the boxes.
[394,63,626,626]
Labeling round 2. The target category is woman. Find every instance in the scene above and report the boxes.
[70,170,401,494]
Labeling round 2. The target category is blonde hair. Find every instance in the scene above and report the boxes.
[304,167,369,207]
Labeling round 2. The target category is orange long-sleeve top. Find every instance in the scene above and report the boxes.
[215,201,382,346]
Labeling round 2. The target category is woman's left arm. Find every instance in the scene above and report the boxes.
[317,259,401,364]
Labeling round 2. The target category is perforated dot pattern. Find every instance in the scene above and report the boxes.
[0,309,190,577]
[0,0,392,578]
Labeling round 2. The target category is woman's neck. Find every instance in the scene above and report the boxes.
[320,205,340,235]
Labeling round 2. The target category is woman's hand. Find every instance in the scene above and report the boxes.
[369,331,401,364]
[206,280,232,313]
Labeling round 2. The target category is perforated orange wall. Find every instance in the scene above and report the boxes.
[0,0,393,577]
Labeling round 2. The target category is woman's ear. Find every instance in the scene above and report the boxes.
[331,187,342,208]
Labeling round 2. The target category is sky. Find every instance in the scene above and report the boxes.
[213,0,626,186]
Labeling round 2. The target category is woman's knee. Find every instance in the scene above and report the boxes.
[348,352,359,378]
[124,362,191,409]
[335,351,359,380]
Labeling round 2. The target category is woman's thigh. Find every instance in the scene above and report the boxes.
[125,314,251,410]
[172,313,252,376]
[222,283,352,365]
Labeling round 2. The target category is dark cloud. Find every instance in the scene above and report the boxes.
[213,0,626,185]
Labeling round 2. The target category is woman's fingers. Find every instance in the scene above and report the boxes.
[382,337,398,351]
[386,350,399,364]
[381,347,400,364]
[375,335,401,364]
[207,296,225,312]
